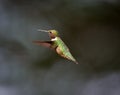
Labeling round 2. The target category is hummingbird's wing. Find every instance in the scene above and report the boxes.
[32,40,53,49]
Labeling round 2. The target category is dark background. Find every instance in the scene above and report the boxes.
[0,0,120,95]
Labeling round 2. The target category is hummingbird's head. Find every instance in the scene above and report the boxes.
[48,30,58,38]
[38,29,59,39]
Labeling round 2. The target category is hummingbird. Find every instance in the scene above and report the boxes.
[33,29,78,64]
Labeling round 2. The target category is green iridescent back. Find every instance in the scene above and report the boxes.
[54,37,76,62]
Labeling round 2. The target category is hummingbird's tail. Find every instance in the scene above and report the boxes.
[74,61,79,64]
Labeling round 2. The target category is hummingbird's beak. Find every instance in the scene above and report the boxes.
[37,29,49,32]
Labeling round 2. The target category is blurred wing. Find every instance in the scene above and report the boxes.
[32,40,53,48]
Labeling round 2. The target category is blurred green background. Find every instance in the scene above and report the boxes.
[0,0,120,95]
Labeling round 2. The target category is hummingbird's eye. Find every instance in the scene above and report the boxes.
[49,32,52,33]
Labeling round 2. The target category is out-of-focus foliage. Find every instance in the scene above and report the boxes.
[0,0,120,95]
